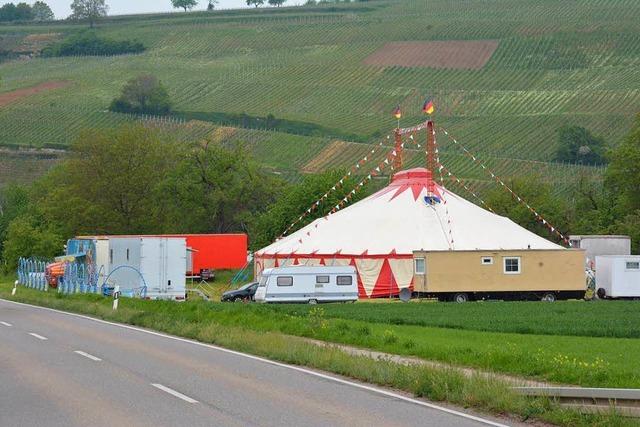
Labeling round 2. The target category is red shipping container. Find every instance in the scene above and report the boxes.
[181,234,248,273]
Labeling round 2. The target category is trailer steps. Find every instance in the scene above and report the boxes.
[514,387,640,417]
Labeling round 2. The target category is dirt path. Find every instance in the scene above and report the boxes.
[0,81,70,108]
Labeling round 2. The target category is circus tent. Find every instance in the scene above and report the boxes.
[254,168,562,298]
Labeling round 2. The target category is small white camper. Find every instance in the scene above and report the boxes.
[254,265,358,304]
[596,255,640,299]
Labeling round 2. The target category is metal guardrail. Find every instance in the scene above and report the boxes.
[514,387,640,417]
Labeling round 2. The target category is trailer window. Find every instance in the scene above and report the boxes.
[337,276,353,286]
[481,257,493,265]
[126,249,130,261]
[626,261,640,270]
[316,275,330,284]
[503,257,521,274]
[109,249,113,264]
[276,276,293,287]
[414,258,426,275]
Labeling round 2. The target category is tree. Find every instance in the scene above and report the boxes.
[606,113,640,214]
[14,2,33,20]
[171,0,198,11]
[2,215,64,271]
[109,74,172,115]
[36,125,178,236]
[70,0,108,28]
[268,0,286,6]
[249,170,367,250]
[0,3,18,22]
[32,1,55,21]
[555,125,606,165]
[207,0,218,10]
[161,141,283,235]
[484,175,571,243]
[0,184,30,263]
[246,0,265,7]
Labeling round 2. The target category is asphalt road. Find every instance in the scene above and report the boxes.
[0,299,510,427]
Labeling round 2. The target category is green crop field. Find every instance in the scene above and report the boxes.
[269,300,640,339]
[1,0,637,196]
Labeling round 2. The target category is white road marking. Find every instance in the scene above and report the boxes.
[74,350,102,361]
[151,383,198,404]
[0,321,12,327]
[1,299,507,427]
[28,332,48,340]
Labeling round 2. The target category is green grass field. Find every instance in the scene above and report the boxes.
[1,0,634,195]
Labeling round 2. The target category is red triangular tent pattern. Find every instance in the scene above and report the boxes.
[370,258,399,298]
[349,258,367,298]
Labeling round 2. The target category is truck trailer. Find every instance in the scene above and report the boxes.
[596,255,640,299]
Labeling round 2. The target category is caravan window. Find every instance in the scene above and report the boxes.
[276,276,293,287]
[503,257,521,274]
[337,276,353,286]
[316,275,330,284]
[626,261,640,270]
[414,258,426,275]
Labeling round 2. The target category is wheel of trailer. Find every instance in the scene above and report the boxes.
[596,288,606,299]
[453,293,469,303]
[541,292,556,302]
[308,299,318,305]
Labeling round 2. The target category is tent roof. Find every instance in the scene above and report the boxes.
[258,168,563,256]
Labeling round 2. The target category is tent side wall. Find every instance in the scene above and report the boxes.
[413,249,585,293]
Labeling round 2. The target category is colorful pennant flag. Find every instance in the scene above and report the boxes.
[393,105,402,120]
[422,98,435,115]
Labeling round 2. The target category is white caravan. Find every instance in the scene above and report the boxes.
[254,265,358,304]
[596,255,640,299]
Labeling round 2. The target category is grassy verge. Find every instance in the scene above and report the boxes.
[0,280,637,426]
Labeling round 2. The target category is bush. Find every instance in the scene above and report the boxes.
[109,75,171,115]
[42,31,145,57]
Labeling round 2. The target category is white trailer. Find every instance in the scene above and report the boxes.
[107,237,187,300]
[254,265,358,304]
[569,235,631,269]
[595,255,640,299]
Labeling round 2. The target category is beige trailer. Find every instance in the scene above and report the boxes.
[412,249,586,302]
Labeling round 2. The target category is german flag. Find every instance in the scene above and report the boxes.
[393,105,402,119]
[422,98,435,115]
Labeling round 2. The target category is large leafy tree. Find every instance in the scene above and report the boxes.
[70,0,108,28]
[14,2,33,20]
[109,74,172,115]
[0,3,18,22]
[36,125,178,236]
[171,0,198,11]
[268,0,286,6]
[161,141,283,235]
[246,0,265,7]
[32,1,55,21]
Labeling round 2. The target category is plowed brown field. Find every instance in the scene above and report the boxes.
[0,81,70,108]
[363,40,499,69]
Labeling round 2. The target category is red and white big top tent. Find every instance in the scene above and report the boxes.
[254,167,561,298]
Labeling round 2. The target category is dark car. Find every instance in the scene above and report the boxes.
[221,282,259,302]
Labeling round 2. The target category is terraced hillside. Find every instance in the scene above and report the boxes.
[0,0,637,194]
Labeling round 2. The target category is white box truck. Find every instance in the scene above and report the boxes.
[596,255,640,299]
[107,237,187,300]
[254,265,358,304]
